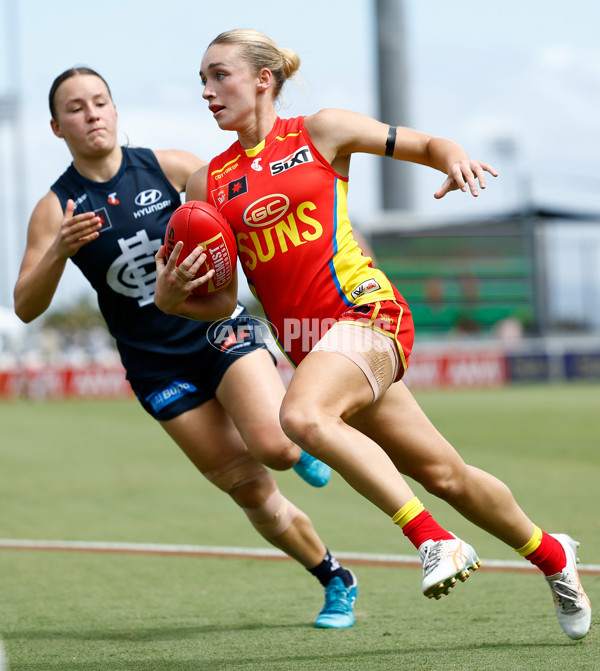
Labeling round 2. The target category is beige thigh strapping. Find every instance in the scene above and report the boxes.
[202,454,266,492]
[312,321,400,402]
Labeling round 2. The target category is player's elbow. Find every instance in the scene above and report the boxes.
[15,310,33,324]
[210,283,239,320]
[13,291,44,324]
[14,304,42,324]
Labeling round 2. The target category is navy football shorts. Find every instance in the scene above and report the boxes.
[130,312,275,421]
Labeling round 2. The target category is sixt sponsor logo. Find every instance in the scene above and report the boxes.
[270,145,313,176]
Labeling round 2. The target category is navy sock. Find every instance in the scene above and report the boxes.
[308,549,353,588]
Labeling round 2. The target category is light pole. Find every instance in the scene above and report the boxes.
[0,0,26,308]
[376,0,413,211]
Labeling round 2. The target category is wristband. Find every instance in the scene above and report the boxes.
[385,125,397,157]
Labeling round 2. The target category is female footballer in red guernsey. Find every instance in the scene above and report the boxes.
[16,66,358,631]
[154,29,590,639]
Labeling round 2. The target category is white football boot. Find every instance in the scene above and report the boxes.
[419,534,481,599]
[546,534,591,640]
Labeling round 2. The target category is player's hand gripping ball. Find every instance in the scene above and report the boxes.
[164,201,237,296]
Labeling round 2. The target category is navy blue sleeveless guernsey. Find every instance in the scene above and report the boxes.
[51,146,213,379]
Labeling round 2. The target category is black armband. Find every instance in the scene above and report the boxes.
[385,126,397,157]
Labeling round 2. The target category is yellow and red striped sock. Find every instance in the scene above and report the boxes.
[515,525,567,577]
[392,497,454,549]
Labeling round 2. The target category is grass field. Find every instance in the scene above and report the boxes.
[1,383,598,670]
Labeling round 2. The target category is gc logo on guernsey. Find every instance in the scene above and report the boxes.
[243,194,289,227]
[237,200,323,271]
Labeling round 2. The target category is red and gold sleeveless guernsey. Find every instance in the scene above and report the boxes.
[207,116,413,368]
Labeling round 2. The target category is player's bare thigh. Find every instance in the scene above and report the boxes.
[216,348,286,439]
[285,319,401,421]
[214,348,304,470]
[159,397,250,473]
[285,348,375,422]
[347,380,466,477]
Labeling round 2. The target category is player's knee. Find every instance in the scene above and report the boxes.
[257,446,297,471]
[279,398,323,454]
[243,428,298,471]
[242,488,300,539]
[416,462,464,501]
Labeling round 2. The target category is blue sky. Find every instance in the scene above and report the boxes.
[0,0,599,310]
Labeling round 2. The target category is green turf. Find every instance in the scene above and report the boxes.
[1,553,598,670]
[1,384,598,669]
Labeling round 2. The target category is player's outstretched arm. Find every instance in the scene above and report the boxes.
[14,195,102,323]
[305,108,497,199]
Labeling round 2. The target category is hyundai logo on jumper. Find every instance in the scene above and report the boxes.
[207,316,276,354]
[133,189,171,219]
[135,189,162,206]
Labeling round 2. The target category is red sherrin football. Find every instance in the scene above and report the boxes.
[164,201,237,296]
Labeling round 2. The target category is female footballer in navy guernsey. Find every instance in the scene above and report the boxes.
[155,29,590,639]
[13,67,358,629]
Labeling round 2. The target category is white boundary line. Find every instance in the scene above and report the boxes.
[1,538,599,574]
